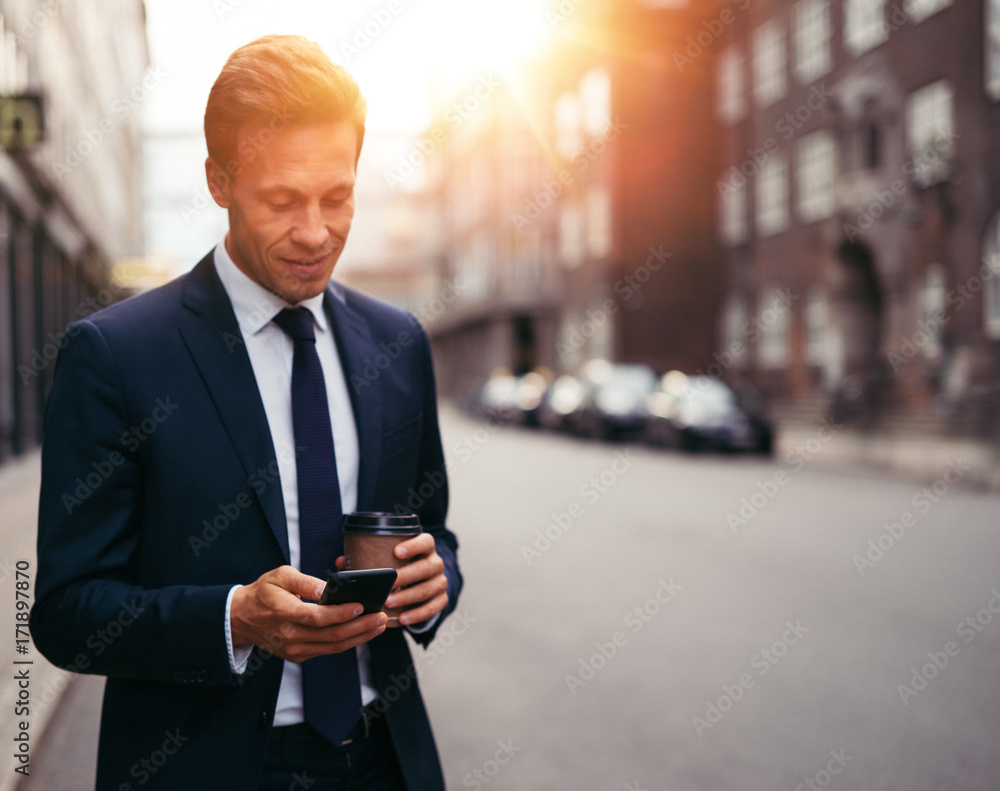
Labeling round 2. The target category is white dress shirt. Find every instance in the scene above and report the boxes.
[212,238,377,723]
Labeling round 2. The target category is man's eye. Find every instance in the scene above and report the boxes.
[269,202,293,211]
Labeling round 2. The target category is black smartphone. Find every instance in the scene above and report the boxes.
[318,568,398,614]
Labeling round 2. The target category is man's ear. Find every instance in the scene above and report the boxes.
[205,157,232,208]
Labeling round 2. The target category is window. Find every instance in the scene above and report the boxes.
[754,20,787,107]
[904,0,951,24]
[717,46,746,123]
[758,286,791,368]
[844,0,887,55]
[988,0,1000,100]
[721,296,750,369]
[559,202,585,267]
[805,287,828,366]
[579,69,612,137]
[920,264,947,361]
[719,175,748,246]
[756,153,789,237]
[555,92,582,160]
[585,186,612,259]
[906,80,954,187]
[985,211,1000,339]
[797,131,836,223]
[793,0,832,84]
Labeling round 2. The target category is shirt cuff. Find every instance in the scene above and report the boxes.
[404,611,441,634]
[225,585,254,675]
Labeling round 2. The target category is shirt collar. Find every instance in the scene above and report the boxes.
[212,235,329,337]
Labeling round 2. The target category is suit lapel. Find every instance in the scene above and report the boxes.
[178,255,290,561]
[325,286,382,511]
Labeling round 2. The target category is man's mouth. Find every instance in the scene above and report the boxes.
[281,252,330,269]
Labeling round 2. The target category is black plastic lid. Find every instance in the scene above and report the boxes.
[343,511,423,534]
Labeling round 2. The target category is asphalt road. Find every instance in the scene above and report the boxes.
[417,407,1000,790]
[17,405,1000,790]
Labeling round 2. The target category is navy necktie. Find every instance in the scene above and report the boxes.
[272,306,361,745]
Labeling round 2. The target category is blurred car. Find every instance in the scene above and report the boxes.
[477,370,552,426]
[644,371,773,454]
[477,370,520,418]
[577,360,658,440]
[538,373,589,433]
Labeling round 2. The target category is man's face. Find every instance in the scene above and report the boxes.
[206,118,358,305]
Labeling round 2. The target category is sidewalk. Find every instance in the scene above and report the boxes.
[774,417,1000,491]
[0,451,81,791]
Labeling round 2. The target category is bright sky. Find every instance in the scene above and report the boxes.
[143,0,556,134]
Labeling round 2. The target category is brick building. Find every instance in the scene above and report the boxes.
[426,0,724,402]
[714,0,1000,435]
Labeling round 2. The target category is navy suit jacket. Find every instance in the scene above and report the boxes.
[30,253,461,790]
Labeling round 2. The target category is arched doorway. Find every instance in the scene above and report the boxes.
[831,239,885,423]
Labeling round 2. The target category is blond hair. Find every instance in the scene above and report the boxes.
[204,35,366,167]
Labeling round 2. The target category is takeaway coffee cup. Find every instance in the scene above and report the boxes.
[343,512,423,626]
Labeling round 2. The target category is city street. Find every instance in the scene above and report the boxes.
[418,407,1000,790]
[15,405,1000,790]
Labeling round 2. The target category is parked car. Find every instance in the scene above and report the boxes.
[644,371,773,454]
[477,370,520,418]
[538,373,589,433]
[577,360,658,440]
[477,369,552,426]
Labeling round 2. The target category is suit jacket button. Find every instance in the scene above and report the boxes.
[258,711,271,729]
[197,670,208,683]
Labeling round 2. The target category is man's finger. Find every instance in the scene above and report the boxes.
[394,533,434,560]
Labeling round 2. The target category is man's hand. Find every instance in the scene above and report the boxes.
[230,566,386,662]
[387,533,449,627]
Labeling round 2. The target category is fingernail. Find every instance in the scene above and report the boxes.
[353,606,364,617]
[396,546,408,558]
[385,594,396,607]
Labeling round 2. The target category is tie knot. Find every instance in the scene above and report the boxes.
[273,307,316,343]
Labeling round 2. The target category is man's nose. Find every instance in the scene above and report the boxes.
[290,204,329,250]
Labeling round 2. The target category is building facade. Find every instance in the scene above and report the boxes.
[427,0,724,403]
[0,0,149,461]
[715,0,1000,436]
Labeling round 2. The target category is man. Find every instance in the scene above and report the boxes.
[31,35,461,790]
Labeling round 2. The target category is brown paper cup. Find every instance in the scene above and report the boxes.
[343,512,422,626]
